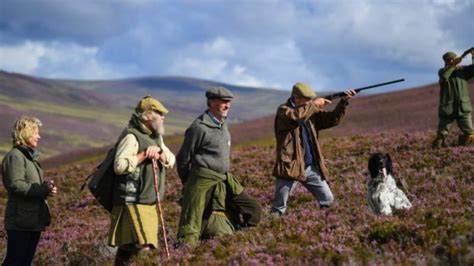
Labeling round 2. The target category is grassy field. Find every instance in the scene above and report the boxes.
[0,129,472,265]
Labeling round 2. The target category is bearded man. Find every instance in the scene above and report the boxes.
[109,96,175,265]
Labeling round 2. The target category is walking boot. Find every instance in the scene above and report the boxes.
[114,244,139,266]
[114,248,133,266]
[432,135,447,149]
[458,134,474,146]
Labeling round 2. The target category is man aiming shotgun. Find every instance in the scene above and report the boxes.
[270,82,357,215]
[432,47,474,148]
[270,78,405,215]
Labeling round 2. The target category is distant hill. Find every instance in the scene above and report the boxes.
[0,71,112,106]
[0,70,288,159]
[57,75,289,121]
[2,69,472,162]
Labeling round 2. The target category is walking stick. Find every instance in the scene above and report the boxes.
[152,159,170,259]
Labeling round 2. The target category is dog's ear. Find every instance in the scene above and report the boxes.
[385,154,393,175]
[368,154,379,178]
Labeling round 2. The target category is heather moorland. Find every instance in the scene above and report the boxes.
[0,129,472,265]
[0,74,473,264]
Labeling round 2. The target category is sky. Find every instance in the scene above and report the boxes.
[0,0,473,92]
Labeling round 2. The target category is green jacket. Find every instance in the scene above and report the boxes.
[178,166,242,247]
[201,181,235,238]
[112,114,165,205]
[2,146,51,231]
[177,111,231,184]
[438,64,474,117]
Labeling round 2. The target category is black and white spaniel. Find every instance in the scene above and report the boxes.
[367,153,412,215]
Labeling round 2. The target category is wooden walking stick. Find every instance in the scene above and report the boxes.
[152,159,170,259]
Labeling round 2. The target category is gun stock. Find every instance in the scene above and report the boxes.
[324,78,405,100]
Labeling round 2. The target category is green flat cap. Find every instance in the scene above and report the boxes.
[135,95,169,114]
[292,82,316,99]
[442,51,457,61]
[205,86,234,100]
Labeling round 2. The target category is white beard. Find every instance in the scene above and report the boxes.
[367,174,412,215]
[151,119,165,135]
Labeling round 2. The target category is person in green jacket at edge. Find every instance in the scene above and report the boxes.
[108,96,175,265]
[2,116,57,266]
[432,49,474,148]
[176,87,262,247]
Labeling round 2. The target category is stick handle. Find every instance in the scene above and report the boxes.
[152,159,170,259]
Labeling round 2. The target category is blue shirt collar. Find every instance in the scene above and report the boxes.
[206,110,224,127]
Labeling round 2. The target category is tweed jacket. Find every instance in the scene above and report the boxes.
[273,98,348,182]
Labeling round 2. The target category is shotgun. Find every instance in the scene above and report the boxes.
[323,78,405,100]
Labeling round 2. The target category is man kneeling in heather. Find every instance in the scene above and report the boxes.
[176,87,262,247]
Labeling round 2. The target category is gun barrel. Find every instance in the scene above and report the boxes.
[324,78,405,100]
[460,47,474,59]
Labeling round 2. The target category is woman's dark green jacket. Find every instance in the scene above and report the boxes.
[2,146,51,231]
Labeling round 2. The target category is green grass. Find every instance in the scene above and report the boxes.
[0,93,190,133]
[0,94,128,127]
[234,136,276,149]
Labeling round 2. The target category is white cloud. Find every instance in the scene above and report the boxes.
[0,41,46,72]
[308,1,469,68]
[0,41,122,79]
[1,0,472,90]
[169,37,263,87]
[204,37,235,57]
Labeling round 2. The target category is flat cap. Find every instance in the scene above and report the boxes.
[135,95,169,114]
[442,51,457,61]
[205,86,234,100]
[291,82,316,99]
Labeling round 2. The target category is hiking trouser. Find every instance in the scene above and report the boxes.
[2,230,41,266]
[271,164,334,214]
[226,190,262,229]
[202,182,262,237]
[178,167,243,247]
[437,113,473,137]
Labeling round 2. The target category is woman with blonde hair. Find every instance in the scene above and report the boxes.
[2,116,57,266]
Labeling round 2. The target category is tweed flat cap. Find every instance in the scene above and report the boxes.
[205,87,234,100]
[291,82,316,99]
[442,51,457,61]
[135,95,169,114]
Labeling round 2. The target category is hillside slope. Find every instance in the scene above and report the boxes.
[0,70,287,159]
[58,76,289,121]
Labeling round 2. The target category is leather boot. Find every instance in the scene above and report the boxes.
[432,135,447,149]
